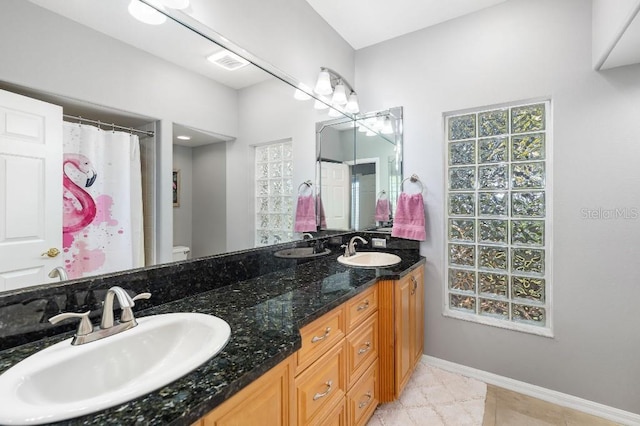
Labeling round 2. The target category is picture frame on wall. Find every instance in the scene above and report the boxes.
[172,169,180,207]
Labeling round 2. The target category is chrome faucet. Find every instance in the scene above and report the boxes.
[48,266,68,281]
[302,233,314,240]
[342,236,367,257]
[49,286,151,345]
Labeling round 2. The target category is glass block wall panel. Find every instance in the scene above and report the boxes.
[449,269,476,292]
[449,219,475,242]
[512,133,545,161]
[479,219,508,243]
[255,141,294,246]
[448,114,476,140]
[445,100,550,333]
[479,165,508,189]
[449,193,475,216]
[449,167,476,190]
[478,109,508,137]
[511,103,545,134]
[449,141,476,165]
[479,137,508,163]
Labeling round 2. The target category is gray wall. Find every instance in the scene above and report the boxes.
[355,0,640,413]
[192,143,227,257]
[172,145,193,251]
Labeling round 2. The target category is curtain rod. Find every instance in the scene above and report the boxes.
[63,114,155,137]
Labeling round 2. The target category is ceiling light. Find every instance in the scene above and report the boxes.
[177,135,191,140]
[294,84,312,101]
[331,81,348,106]
[345,92,360,114]
[314,69,333,96]
[160,0,189,9]
[207,50,249,71]
[128,0,166,25]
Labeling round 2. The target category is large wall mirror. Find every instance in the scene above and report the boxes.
[316,107,403,232]
[0,0,401,292]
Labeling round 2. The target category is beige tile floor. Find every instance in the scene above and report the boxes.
[367,360,618,426]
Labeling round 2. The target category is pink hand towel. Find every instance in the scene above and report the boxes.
[294,194,317,232]
[375,198,391,222]
[316,195,327,228]
[391,192,426,241]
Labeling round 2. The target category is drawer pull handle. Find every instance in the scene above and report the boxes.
[358,391,372,409]
[313,380,333,400]
[410,276,418,295]
[356,300,370,311]
[311,327,331,343]
[358,341,371,355]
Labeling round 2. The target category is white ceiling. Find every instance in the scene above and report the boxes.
[304,0,508,49]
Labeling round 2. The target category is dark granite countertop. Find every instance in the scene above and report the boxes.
[0,249,424,426]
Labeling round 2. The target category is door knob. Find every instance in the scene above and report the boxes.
[41,248,60,258]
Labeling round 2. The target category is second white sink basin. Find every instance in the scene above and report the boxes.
[338,252,401,268]
[0,312,231,425]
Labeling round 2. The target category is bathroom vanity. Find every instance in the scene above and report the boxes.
[0,234,424,425]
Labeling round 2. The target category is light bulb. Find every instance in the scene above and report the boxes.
[314,69,333,95]
[128,0,166,25]
[345,92,359,114]
[331,81,348,106]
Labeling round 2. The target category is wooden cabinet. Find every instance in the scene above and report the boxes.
[378,264,424,402]
[295,284,379,426]
[199,355,294,426]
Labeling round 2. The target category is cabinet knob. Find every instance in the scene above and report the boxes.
[358,391,373,409]
[410,275,418,295]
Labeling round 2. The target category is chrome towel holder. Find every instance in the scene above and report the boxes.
[401,174,424,193]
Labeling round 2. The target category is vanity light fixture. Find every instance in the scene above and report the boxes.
[128,0,166,25]
[313,67,359,116]
[177,135,191,140]
[314,98,330,110]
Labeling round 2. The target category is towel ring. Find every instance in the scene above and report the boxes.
[298,180,313,195]
[401,174,424,193]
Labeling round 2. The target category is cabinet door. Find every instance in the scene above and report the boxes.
[410,267,424,368]
[202,356,294,426]
[394,275,412,394]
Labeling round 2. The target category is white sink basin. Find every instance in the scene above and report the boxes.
[337,252,401,268]
[0,312,231,425]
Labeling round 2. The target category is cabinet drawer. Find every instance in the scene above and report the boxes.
[297,305,345,373]
[347,360,378,426]
[295,341,346,425]
[345,285,378,333]
[346,313,378,388]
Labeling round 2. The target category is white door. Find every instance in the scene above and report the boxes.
[320,161,350,230]
[0,89,63,291]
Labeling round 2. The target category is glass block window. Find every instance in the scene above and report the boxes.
[255,140,294,246]
[444,101,552,336]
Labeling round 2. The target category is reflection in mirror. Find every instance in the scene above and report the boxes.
[0,0,349,290]
[316,107,403,232]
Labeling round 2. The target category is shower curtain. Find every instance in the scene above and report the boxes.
[62,122,144,279]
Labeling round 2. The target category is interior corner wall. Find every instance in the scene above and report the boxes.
[187,0,356,93]
[354,0,640,414]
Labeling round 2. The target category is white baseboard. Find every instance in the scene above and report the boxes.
[423,355,640,426]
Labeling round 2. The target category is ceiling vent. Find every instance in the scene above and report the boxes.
[206,50,249,71]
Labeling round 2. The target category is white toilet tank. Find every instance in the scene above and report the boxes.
[172,246,190,261]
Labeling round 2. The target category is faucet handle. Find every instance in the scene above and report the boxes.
[120,292,152,323]
[49,311,93,336]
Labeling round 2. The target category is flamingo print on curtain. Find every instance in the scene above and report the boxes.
[62,122,144,279]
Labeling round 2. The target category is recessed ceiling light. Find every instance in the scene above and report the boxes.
[207,50,249,71]
[177,135,191,140]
